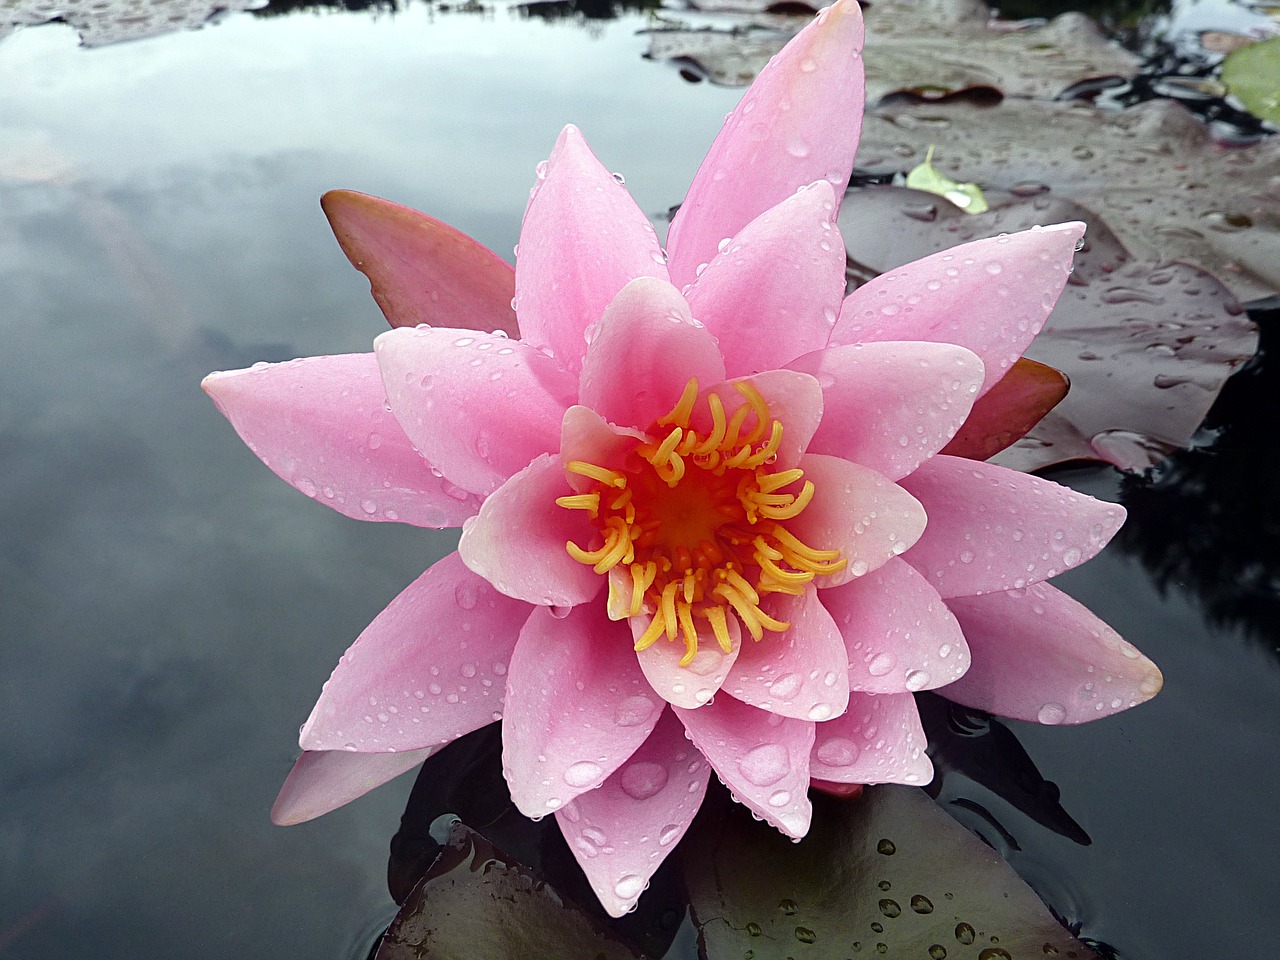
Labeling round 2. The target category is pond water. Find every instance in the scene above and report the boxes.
[0,1,1276,958]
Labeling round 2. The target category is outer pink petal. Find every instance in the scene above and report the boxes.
[692,370,824,471]
[666,0,866,287]
[321,190,518,337]
[683,181,845,377]
[943,582,1163,724]
[502,604,665,816]
[457,454,602,607]
[516,125,668,376]
[821,558,971,694]
[675,696,815,839]
[299,553,528,752]
[632,613,742,709]
[899,455,1126,599]
[554,710,710,918]
[202,354,481,527]
[375,326,575,497]
[271,747,435,826]
[579,277,726,430]
[787,341,984,481]
[723,586,850,721]
[789,453,927,588]
[831,222,1086,394]
[809,692,933,786]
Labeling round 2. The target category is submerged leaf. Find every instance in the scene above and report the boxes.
[1221,37,1280,126]
[905,146,990,213]
[322,189,519,337]
[683,785,1101,959]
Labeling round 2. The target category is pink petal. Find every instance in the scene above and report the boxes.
[458,453,603,607]
[683,181,845,378]
[559,405,647,494]
[579,277,726,430]
[940,358,1069,461]
[723,586,850,721]
[666,0,866,287]
[271,747,435,826]
[675,695,815,838]
[692,370,824,471]
[632,613,742,709]
[202,354,481,527]
[299,553,528,752]
[811,780,863,798]
[554,710,710,918]
[787,341,984,481]
[321,190,518,337]
[788,453,927,588]
[809,692,933,786]
[899,455,1126,599]
[502,604,665,817]
[821,558,971,694]
[943,582,1163,724]
[516,125,668,376]
[375,327,575,497]
[831,222,1086,394]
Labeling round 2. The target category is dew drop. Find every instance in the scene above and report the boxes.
[737,743,790,786]
[614,874,645,899]
[816,737,859,767]
[619,761,669,800]
[564,760,603,787]
[1037,702,1068,724]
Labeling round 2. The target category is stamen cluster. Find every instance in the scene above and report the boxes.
[557,378,845,666]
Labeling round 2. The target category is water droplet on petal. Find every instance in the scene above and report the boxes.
[564,760,603,787]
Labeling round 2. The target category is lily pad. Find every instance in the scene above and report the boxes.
[376,822,644,960]
[0,0,263,46]
[839,187,1259,471]
[683,785,1101,959]
[856,96,1280,302]
[1221,36,1280,125]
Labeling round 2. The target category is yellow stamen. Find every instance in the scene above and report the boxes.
[566,461,626,487]
[704,604,733,653]
[657,377,699,428]
[555,492,600,516]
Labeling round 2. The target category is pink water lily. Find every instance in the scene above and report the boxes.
[204,0,1162,918]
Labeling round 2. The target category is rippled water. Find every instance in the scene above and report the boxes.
[1,1,1276,958]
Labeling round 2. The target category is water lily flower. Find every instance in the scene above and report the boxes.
[203,0,1162,918]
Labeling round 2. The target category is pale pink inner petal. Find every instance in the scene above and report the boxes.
[559,405,647,495]
[271,747,435,826]
[787,341,984,481]
[554,709,710,918]
[943,582,1163,724]
[502,604,665,817]
[633,613,742,709]
[788,453,927,587]
[675,695,815,838]
[458,454,604,607]
[375,326,576,497]
[821,557,971,694]
[579,277,726,431]
[666,0,865,287]
[300,552,530,753]
[831,222,1085,395]
[516,125,669,376]
[899,455,1126,599]
[202,353,481,527]
[691,370,824,472]
[684,181,845,378]
[809,691,933,786]
[723,586,850,721]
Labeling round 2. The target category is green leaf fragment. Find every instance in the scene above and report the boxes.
[905,146,990,213]
[1221,37,1280,125]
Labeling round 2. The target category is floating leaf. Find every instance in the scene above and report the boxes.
[940,358,1069,460]
[905,146,990,213]
[839,188,1259,471]
[856,97,1280,302]
[1221,36,1280,125]
[376,822,644,960]
[0,0,263,46]
[683,785,1101,959]
[322,189,520,337]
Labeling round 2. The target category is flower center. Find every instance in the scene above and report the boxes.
[556,378,845,666]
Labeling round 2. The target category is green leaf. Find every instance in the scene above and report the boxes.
[1222,37,1280,126]
[905,147,990,214]
[683,785,1102,960]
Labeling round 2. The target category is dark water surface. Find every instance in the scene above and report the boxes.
[1,2,1276,958]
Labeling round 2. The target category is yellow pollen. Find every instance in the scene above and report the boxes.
[559,376,847,666]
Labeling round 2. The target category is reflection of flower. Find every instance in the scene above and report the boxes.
[203,0,1161,917]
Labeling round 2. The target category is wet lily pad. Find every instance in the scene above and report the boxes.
[0,0,264,45]
[856,96,1280,302]
[839,188,1259,471]
[1221,36,1280,125]
[376,822,644,960]
[683,785,1101,959]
